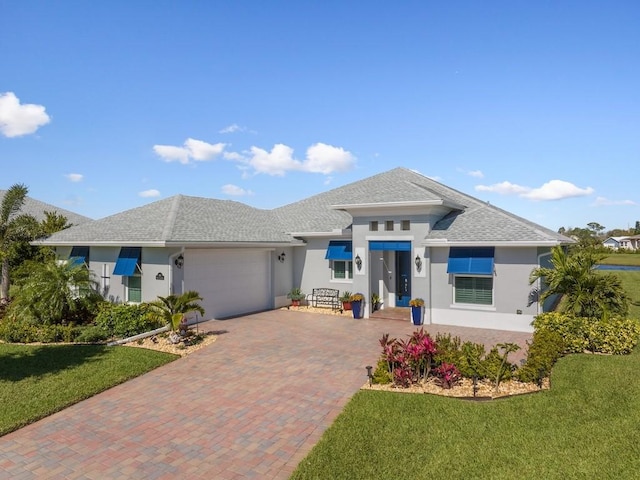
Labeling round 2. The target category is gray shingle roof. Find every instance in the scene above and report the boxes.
[39,167,573,246]
[0,191,92,226]
[41,195,293,244]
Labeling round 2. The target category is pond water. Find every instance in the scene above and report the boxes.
[595,265,640,271]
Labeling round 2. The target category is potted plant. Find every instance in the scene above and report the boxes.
[371,292,381,311]
[350,293,365,319]
[340,291,352,311]
[287,287,305,307]
[409,298,425,325]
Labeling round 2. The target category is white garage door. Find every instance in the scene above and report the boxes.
[184,249,272,319]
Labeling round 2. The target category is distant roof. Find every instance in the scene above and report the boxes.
[39,167,573,247]
[0,190,92,226]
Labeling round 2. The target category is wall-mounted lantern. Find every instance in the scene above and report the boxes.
[355,254,363,271]
[414,254,422,271]
[174,254,184,269]
[278,252,286,263]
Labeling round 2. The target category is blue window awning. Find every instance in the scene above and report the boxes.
[69,246,89,266]
[325,240,352,261]
[447,247,495,275]
[113,247,141,276]
[369,241,411,251]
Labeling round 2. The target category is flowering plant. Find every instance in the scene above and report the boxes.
[349,293,365,302]
[409,298,425,307]
[434,362,462,389]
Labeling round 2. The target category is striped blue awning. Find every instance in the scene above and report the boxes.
[69,246,89,266]
[113,247,141,276]
[369,240,411,251]
[325,240,352,260]
[447,247,494,275]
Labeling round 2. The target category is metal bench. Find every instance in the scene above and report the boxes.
[306,288,341,311]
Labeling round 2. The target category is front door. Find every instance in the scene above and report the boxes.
[396,251,411,307]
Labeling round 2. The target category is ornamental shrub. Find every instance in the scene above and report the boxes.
[95,303,163,339]
[532,312,589,353]
[434,362,461,389]
[517,329,565,383]
[585,317,640,354]
[75,325,110,343]
[372,357,392,384]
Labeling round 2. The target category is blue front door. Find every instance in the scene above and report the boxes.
[396,251,411,307]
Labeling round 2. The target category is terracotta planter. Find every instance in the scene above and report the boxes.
[342,301,352,311]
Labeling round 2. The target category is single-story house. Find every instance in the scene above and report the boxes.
[38,167,573,332]
[603,235,640,251]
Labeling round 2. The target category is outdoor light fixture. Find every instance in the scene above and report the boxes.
[278,252,286,263]
[414,254,422,271]
[174,254,184,269]
[355,254,363,271]
[366,365,373,386]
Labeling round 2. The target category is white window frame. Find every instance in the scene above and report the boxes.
[452,275,494,307]
[331,260,353,282]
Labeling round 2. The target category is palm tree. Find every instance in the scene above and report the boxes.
[9,259,100,324]
[0,184,39,304]
[530,246,628,319]
[146,291,206,331]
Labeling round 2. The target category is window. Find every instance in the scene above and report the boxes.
[454,276,493,305]
[401,220,410,231]
[127,275,142,303]
[385,220,394,231]
[369,221,378,231]
[332,260,353,280]
[69,246,90,267]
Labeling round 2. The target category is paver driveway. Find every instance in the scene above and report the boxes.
[0,310,531,479]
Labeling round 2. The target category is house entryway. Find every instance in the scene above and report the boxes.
[369,240,412,309]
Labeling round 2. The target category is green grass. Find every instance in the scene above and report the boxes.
[599,253,640,266]
[0,344,177,436]
[291,348,640,480]
[615,271,640,319]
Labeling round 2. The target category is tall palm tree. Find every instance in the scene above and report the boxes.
[0,184,38,304]
[530,246,628,318]
[146,291,206,331]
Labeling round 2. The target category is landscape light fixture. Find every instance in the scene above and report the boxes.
[366,365,373,386]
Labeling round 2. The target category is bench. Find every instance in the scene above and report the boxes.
[306,288,341,311]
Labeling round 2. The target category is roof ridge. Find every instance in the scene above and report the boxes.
[161,195,182,241]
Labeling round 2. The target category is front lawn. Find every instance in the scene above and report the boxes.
[600,253,640,266]
[0,343,177,436]
[291,347,640,479]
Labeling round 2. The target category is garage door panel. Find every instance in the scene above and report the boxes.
[184,249,271,319]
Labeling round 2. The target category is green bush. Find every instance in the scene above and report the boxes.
[95,303,163,339]
[433,333,463,365]
[533,312,640,355]
[458,341,487,378]
[0,320,81,343]
[586,317,640,354]
[372,357,392,384]
[518,329,566,383]
[481,347,514,383]
[75,325,110,343]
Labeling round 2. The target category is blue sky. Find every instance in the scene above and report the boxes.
[1,1,639,232]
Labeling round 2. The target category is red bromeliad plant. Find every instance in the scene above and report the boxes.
[434,362,462,389]
[379,328,437,387]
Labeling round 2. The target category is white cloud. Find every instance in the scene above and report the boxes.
[522,180,594,201]
[222,184,254,196]
[219,123,245,134]
[248,144,302,176]
[304,143,355,174]
[139,189,160,198]
[475,181,530,195]
[591,196,637,206]
[153,138,226,164]
[0,92,51,137]
[457,168,484,178]
[65,173,83,182]
[476,179,594,201]
[244,142,356,176]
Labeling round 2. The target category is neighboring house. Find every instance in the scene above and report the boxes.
[0,191,92,226]
[38,168,573,332]
[603,235,640,251]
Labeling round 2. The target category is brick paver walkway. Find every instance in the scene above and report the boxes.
[0,310,531,479]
